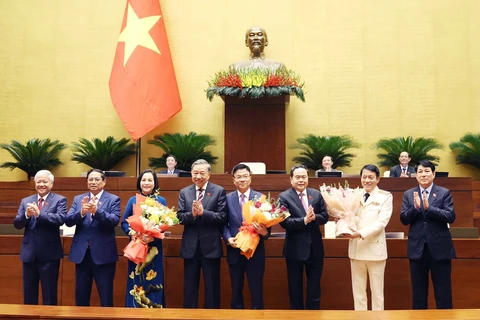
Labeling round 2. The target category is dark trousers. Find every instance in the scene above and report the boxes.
[75,249,116,307]
[410,244,453,309]
[22,259,60,305]
[228,255,265,309]
[183,244,220,309]
[286,249,323,310]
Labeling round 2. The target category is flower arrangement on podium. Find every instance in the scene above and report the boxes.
[319,182,362,237]
[123,193,178,264]
[206,66,306,102]
[234,194,290,259]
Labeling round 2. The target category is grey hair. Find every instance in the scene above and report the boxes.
[191,159,211,172]
[34,170,54,182]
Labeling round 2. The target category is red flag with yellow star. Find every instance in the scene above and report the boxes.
[109,0,182,141]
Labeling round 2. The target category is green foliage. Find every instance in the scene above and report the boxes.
[70,136,136,171]
[449,132,480,169]
[148,132,218,171]
[0,138,66,179]
[373,136,444,167]
[290,134,360,171]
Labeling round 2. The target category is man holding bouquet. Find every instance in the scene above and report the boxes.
[279,165,328,310]
[177,159,227,309]
[222,163,269,309]
[343,164,393,310]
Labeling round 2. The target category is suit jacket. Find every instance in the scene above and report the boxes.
[65,191,121,265]
[222,189,270,265]
[348,187,393,261]
[14,192,67,263]
[400,184,456,260]
[177,182,227,259]
[158,168,181,174]
[389,165,416,177]
[279,188,329,261]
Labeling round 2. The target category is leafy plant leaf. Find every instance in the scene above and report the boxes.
[449,132,480,169]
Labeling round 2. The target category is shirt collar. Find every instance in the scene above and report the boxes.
[237,188,251,200]
[90,189,104,200]
[196,182,208,192]
[418,184,433,194]
[38,193,50,201]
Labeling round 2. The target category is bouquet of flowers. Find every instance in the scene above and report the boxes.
[319,182,362,237]
[234,194,290,259]
[123,194,178,264]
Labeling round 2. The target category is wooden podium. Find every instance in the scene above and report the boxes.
[223,95,289,172]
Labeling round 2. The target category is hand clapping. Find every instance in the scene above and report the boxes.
[81,196,97,217]
[26,203,39,217]
[413,191,429,210]
[192,199,204,216]
[304,205,316,224]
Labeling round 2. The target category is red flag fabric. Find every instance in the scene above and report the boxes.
[109,0,182,141]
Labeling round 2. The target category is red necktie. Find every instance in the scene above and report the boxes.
[38,198,44,211]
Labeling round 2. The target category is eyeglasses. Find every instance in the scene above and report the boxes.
[87,178,102,182]
[234,174,250,180]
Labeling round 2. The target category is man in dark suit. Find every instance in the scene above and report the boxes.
[158,154,181,174]
[177,159,227,309]
[279,165,329,310]
[14,170,67,305]
[389,151,416,177]
[400,160,456,309]
[222,163,269,309]
[65,168,121,307]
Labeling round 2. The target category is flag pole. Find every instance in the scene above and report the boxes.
[136,138,141,176]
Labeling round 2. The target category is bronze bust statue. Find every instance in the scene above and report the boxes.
[230,26,285,71]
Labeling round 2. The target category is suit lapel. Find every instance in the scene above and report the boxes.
[290,188,306,214]
[201,184,212,208]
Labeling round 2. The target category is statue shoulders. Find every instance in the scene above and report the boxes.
[230,58,285,71]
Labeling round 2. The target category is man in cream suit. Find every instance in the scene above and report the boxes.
[343,164,393,310]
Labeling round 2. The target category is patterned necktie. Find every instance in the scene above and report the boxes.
[197,189,204,201]
[299,192,308,212]
[239,193,246,207]
[364,193,370,202]
[38,198,44,211]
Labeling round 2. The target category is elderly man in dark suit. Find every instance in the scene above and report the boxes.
[400,160,456,309]
[279,165,329,310]
[177,159,227,309]
[222,163,269,309]
[389,151,416,177]
[14,170,67,305]
[65,168,121,307]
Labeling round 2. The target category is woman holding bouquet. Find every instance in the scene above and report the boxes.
[121,169,167,308]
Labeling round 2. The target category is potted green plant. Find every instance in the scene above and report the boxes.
[0,138,66,180]
[70,136,136,176]
[289,134,360,172]
[373,136,444,167]
[148,132,218,171]
[449,132,480,170]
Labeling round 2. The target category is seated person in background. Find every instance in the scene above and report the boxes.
[230,26,285,71]
[389,151,416,177]
[158,155,181,174]
[315,156,341,175]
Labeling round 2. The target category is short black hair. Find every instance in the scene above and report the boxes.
[136,169,159,193]
[290,164,308,177]
[86,169,105,181]
[231,163,251,175]
[360,164,380,178]
[166,154,177,162]
[416,160,436,172]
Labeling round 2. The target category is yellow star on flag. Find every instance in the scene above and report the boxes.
[118,3,161,66]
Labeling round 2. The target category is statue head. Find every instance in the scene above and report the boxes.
[245,26,268,59]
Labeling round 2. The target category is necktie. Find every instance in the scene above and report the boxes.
[197,189,204,201]
[364,193,370,202]
[38,198,44,211]
[422,190,429,197]
[402,168,406,174]
[299,192,308,212]
[239,193,246,207]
